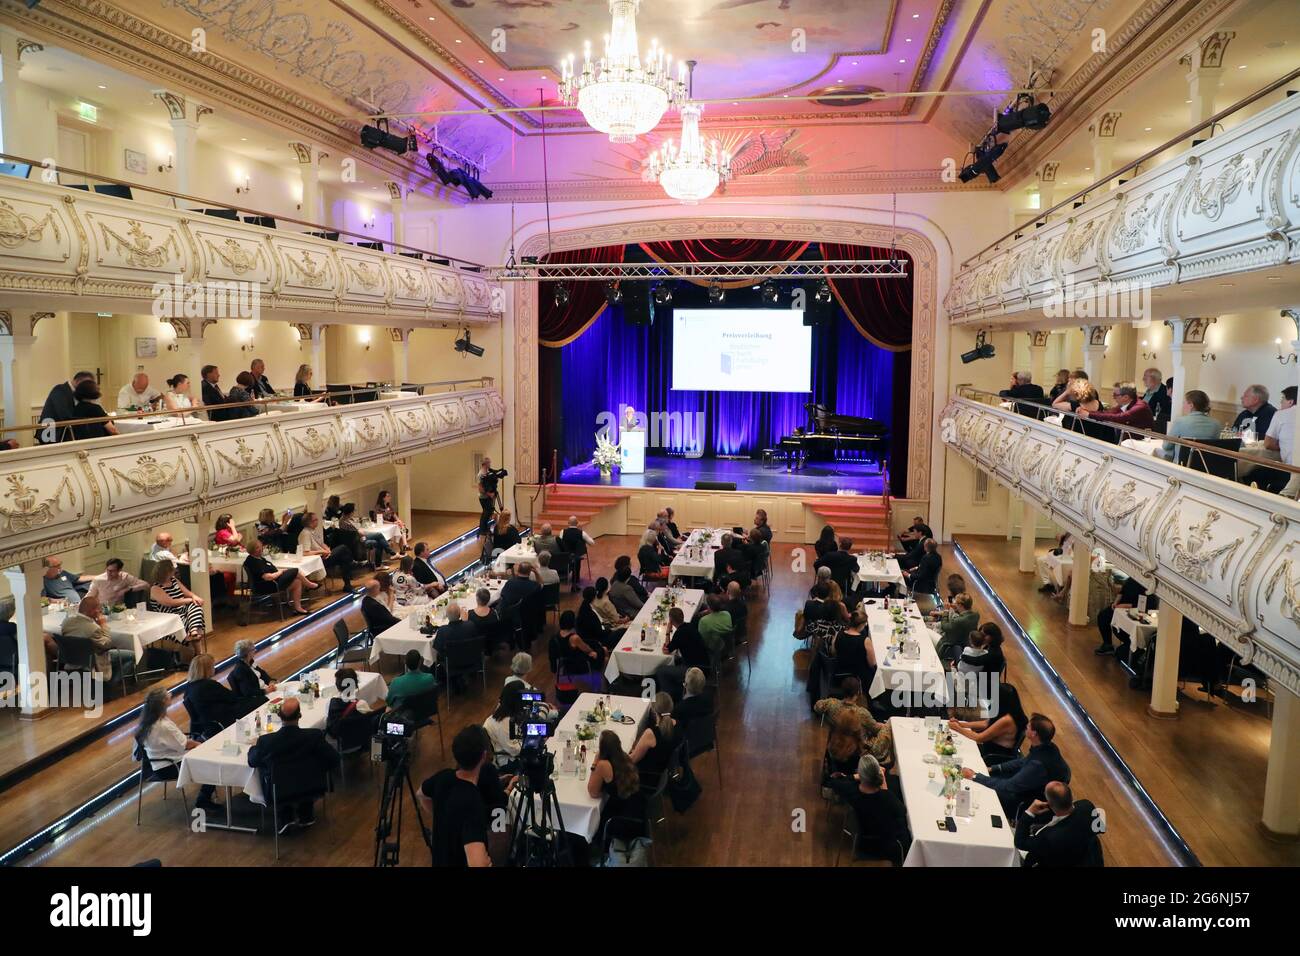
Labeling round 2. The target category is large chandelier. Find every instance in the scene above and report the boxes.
[644,101,731,203]
[559,0,685,143]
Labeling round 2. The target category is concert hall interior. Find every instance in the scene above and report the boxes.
[0,0,1298,891]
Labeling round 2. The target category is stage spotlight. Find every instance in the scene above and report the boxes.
[960,140,1007,184]
[604,282,623,306]
[814,280,833,304]
[553,284,570,307]
[652,283,673,306]
[426,153,455,185]
[996,101,1051,133]
[708,282,725,304]
[760,280,781,305]
[960,331,996,364]
[360,124,410,154]
[454,329,485,357]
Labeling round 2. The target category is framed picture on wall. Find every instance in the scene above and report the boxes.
[135,337,158,359]
[124,148,148,175]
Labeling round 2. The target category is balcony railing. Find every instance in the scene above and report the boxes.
[0,153,503,322]
[944,71,1300,323]
[0,380,505,568]
[939,394,1300,698]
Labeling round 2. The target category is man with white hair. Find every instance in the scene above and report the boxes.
[117,371,161,411]
[503,652,558,719]
[999,371,1044,402]
[560,515,595,591]
[533,523,562,557]
[59,594,136,685]
[536,551,561,587]
[827,753,911,861]
[1234,384,1276,439]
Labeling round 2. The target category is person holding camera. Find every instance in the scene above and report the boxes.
[476,458,507,534]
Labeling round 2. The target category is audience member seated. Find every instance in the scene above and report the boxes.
[393,556,437,604]
[499,561,543,649]
[814,525,838,559]
[1141,367,1171,425]
[360,579,401,636]
[433,603,481,665]
[828,608,875,686]
[410,542,448,592]
[247,696,340,833]
[1095,573,1149,660]
[244,539,316,615]
[1159,390,1221,460]
[751,508,773,546]
[815,676,893,765]
[963,713,1070,816]
[225,372,261,419]
[653,607,710,700]
[637,530,669,581]
[608,567,646,620]
[712,533,751,590]
[228,639,275,702]
[43,556,91,602]
[898,515,933,550]
[255,508,285,549]
[117,371,161,411]
[248,358,276,399]
[587,729,647,843]
[1262,385,1298,498]
[373,490,410,554]
[38,371,95,444]
[1233,384,1275,438]
[613,556,650,602]
[298,511,357,589]
[490,511,522,554]
[294,364,327,400]
[902,539,942,599]
[697,593,733,659]
[724,580,748,637]
[326,667,386,744]
[184,653,260,728]
[999,371,1046,415]
[71,379,117,440]
[630,692,678,785]
[1015,781,1102,867]
[137,686,218,810]
[949,683,1029,766]
[387,649,436,711]
[673,667,714,730]
[323,495,345,521]
[561,517,594,590]
[814,536,857,599]
[162,373,195,419]
[199,365,234,421]
[935,592,979,664]
[340,503,394,565]
[484,685,523,768]
[86,558,148,607]
[58,595,135,686]
[827,753,912,861]
[928,573,968,621]
[536,551,561,587]
[590,577,630,633]
[146,560,205,661]
[577,586,612,652]
[418,726,496,868]
[466,588,500,649]
[556,609,604,673]
[1077,382,1154,435]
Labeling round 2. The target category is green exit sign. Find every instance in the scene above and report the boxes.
[75,102,98,123]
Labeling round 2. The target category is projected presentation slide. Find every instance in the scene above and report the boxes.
[671,309,812,392]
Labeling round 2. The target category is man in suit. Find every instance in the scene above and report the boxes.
[247,696,340,832]
[1014,781,1101,866]
[200,364,237,422]
[59,595,135,684]
[410,542,448,592]
[815,537,857,600]
[433,602,481,659]
[999,371,1047,417]
[963,713,1071,816]
[903,538,942,598]
[38,371,95,443]
[897,515,933,549]
[499,561,543,648]
[561,517,595,590]
[360,579,401,636]
[712,533,751,590]
[228,639,275,701]
[248,358,277,398]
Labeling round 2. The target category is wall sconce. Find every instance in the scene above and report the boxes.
[165,342,180,352]
[1140,339,1156,360]
[235,175,252,194]
[1201,351,1216,363]
[1276,338,1298,365]
[157,154,173,173]
[241,340,256,352]
[359,329,372,351]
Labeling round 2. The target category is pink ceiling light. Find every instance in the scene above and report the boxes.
[644,98,731,204]
[559,0,686,143]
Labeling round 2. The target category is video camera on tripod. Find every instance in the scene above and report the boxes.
[372,713,416,765]
[372,712,428,867]
[509,691,553,783]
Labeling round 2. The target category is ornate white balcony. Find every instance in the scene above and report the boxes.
[945,91,1300,323]
[0,178,502,322]
[940,396,1300,697]
[0,386,504,567]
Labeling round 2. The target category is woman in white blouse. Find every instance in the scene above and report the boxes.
[483,685,523,768]
[135,687,218,810]
[163,373,195,421]
[392,556,434,605]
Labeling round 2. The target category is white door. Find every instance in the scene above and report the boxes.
[57,126,89,186]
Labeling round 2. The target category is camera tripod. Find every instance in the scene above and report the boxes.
[374,745,430,867]
[508,756,573,867]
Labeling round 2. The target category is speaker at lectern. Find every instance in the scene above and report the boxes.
[620,429,645,474]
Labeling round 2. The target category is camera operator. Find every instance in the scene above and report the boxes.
[476,457,507,534]
[419,725,511,867]
[484,685,523,769]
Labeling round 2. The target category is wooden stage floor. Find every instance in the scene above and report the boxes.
[10,530,1227,868]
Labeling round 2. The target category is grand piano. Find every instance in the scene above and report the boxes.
[778,403,888,472]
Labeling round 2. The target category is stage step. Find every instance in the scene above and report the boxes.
[532,485,632,533]
[802,496,893,549]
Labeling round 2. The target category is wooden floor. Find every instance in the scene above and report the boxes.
[12,530,1207,868]
[957,535,1300,867]
[0,511,478,856]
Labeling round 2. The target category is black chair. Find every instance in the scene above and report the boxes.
[1177,438,1241,482]
[332,620,370,667]
[325,383,353,405]
[439,638,486,706]
[132,736,189,826]
[199,207,240,220]
[326,703,378,784]
[399,382,426,396]
[354,241,384,251]
[261,756,332,861]
[683,708,722,786]
[0,629,18,677]
[541,582,561,625]
[243,215,277,229]
[832,802,904,866]
[93,183,133,200]
[240,566,287,624]
[399,686,444,756]
[181,695,224,741]
[55,633,128,698]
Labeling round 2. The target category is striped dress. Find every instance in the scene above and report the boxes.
[148,578,205,634]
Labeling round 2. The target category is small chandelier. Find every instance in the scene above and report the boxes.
[643,62,731,204]
[559,0,685,143]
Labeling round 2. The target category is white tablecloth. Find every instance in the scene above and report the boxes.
[112,414,202,433]
[669,529,724,581]
[865,602,947,707]
[605,587,704,682]
[176,669,387,806]
[370,615,436,666]
[492,541,537,572]
[42,608,185,662]
[1113,608,1158,651]
[265,401,312,414]
[890,716,1019,867]
[380,390,418,400]
[205,551,326,578]
[853,554,905,590]
[1121,437,1165,457]
[533,693,652,843]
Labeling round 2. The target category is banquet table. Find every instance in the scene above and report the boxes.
[380,389,418,400]
[265,401,312,414]
[1112,607,1158,651]
[852,553,905,591]
[42,607,184,663]
[493,540,538,572]
[864,600,947,708]
[889,716,1019,867]
[176,668,388,828]
[1037,551,1071,589]
[111,413,205,434]
[205,550,326,578]
[371,576,504,665]
[604,587,705,682]
[524,693,652,843]
[1120,437,1165,457]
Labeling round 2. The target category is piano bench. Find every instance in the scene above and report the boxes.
[761,448,779,468]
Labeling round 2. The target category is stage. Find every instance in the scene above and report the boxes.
[558,454,886,495]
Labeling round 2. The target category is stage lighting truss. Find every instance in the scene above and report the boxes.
[485,259,909,282]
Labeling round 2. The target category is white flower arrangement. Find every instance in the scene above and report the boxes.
[592,432,621,474]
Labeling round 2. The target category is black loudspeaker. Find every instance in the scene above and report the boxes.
[694,480,736,491]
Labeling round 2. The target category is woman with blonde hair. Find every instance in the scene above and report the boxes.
[630,692,677,781]
[293,364,325,401]
[184,652,258,729]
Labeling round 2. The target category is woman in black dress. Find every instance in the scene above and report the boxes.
[71,379,118,440]
[586,730,646,843]
[631,692,678,785]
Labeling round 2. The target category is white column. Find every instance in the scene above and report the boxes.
[153,91,210,198]
[4,561,48,718]
[1018,498,1038,574]
[309,324,328,386]
[0,30,31,158]
[1182,32,1234,128]
[1081,325,1111,383]
[181,513,213,631]
[1090,112,1121,189]
[1067,537,1092,626]
[291,143,324,225]
[394,460,413,530]
[1027,331,1049,389]
[0,325,37,443]
[386,182,405,248]
[1283,310,1300,496]
[1148,604,1183,718]
[390,327,410,386]
[303,483,325,518]
[1164,317,1215,415]
[1261,685,1300,838]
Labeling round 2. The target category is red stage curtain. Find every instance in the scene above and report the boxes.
[538,245,625,346]
[818,243,914,352]
[640,238,809,288]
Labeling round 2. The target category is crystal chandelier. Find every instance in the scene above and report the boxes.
[559,0,685,143]
[644,102,731,203]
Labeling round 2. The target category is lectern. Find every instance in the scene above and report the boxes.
[620,429,646,474]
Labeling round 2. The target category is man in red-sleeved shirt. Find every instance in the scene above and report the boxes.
[1077,383,1154,432]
